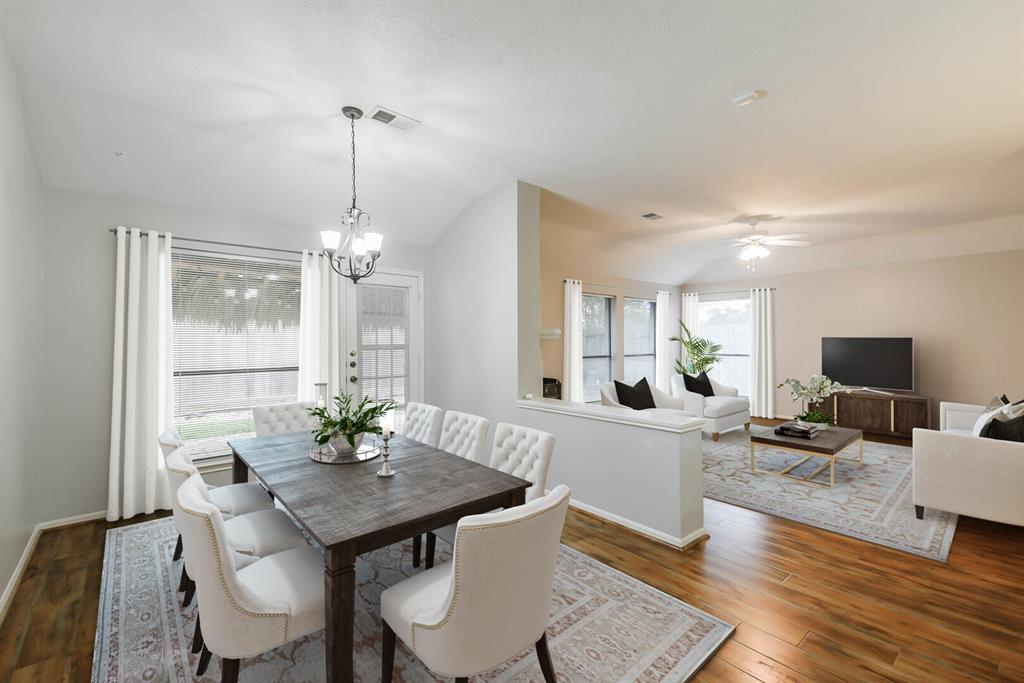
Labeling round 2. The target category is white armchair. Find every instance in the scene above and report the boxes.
[425,423,556,569]
[670,375,751,441]
[381,485,571,683]
[913,402,1024,526]
[403,401,444,447]
[175,474,325,683]
[252,401,316,436]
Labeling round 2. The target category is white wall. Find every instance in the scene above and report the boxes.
[40,188,428,521]
[0,35,44,594]
[426,181,537,420]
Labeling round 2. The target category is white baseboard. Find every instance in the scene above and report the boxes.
[0,509,106,627]
[567,497,707,549]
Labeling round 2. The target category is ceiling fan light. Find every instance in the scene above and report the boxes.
[739,244,770,261]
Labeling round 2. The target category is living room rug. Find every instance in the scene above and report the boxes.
[703,426,958,561]
[92,518,733,683]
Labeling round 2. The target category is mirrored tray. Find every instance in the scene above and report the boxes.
[308,443,381,465]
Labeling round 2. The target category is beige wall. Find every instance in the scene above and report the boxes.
[684,250,1024,421]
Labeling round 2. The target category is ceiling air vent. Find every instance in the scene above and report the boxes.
[367,106,420,132]
[641,212,663,220]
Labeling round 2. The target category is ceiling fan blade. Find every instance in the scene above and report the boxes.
[762,233,810,241]
[764,239,812,247]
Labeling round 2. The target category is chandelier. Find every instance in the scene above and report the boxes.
[319,106,382,283]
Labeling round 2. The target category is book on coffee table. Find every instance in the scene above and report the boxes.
[775,421,820,439]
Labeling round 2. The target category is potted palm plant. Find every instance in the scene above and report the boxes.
[309,394,396,455]
[670,322,722,375]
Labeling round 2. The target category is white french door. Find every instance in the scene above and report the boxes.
[343,271,423,425]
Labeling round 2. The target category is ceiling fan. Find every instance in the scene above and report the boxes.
[727,217,811,270]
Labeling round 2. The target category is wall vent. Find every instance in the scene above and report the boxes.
[367,106,420,131]
[641,212,663,220]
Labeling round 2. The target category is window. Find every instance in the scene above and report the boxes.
[171,252,301,459]
[581,294,613,402]
[623,298,656,385]
[697,294,751,395]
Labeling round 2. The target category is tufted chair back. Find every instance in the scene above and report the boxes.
[402,401,444,447]
[252,401,316,437]
[175,473,293,659]
[166,448,211,575]
[158,429,186,459]
[407,485,571,675]
[488,423,556,502]
[438,411,490,463]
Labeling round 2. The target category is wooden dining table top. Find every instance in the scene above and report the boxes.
[228,431,532,553]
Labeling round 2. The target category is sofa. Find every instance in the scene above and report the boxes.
[669,375,751,441]
[599,381,697,421]
[912,402,1024,526]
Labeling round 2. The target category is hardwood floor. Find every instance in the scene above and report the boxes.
[3,427,1023,682]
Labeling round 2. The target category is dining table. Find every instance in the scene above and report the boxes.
[228,431,531,683]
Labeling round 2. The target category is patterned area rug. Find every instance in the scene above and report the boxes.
[704,426,958,561]
[92,518,733,682]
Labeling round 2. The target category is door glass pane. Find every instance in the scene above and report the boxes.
[582,294,612,402]
[623,298,655,385]
[358,284,410,427]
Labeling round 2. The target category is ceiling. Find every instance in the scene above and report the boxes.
[2,1,1022,258]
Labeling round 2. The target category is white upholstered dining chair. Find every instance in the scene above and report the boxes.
[425,423,556,568]
[402,401,444,447]
[159,433,274,562]
[251,401,316,436]
[438,410,490,464]
[175,473,325,683]
[382,485,571,683]
[165,451,308,607]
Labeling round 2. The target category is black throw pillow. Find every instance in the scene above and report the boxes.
[683,371,715,397]
[980,414,1024,443]
[614,377,657,411]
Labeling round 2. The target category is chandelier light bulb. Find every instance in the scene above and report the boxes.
[364,232,383,253]
[320,230,342,251]
[352,236,368,257]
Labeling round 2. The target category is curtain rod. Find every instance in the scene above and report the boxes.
[107,227,305,256]
[684,287,775,297]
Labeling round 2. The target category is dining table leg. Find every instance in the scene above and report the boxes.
[324,545,356,683]
[232,453,247,484]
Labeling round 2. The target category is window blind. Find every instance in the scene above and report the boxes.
[358,283,410,414]
[171,250,301,459]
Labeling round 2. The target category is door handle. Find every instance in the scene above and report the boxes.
[349,361,357,368]
[349,376,358,383]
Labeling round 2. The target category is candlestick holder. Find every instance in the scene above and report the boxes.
[377,433,395,477]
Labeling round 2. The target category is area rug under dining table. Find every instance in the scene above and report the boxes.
[91,518,733,682]
[703,426,958,562]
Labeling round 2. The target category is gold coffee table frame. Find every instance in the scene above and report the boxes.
[750,429,864,487]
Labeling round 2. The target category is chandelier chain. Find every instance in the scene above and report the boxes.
[350,116,357,210]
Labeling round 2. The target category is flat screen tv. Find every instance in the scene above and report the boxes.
[821,337,914,391]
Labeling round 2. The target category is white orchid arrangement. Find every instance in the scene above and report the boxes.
[779,374,845,404]
[778,375,846,424]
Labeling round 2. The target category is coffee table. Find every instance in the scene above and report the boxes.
[750,425,864,487]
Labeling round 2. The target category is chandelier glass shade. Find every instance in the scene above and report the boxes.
[319,106,382,283]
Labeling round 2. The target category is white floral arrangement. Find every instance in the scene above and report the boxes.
[778,374,845,404]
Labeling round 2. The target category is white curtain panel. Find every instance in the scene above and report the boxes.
[298,251,345,402]
[680,292,699,333]
[107,227,174,521]
[750,287,775,418]
[654,290,673,391]
[562,278,584,403]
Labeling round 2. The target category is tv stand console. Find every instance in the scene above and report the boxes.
[814,391,930,439]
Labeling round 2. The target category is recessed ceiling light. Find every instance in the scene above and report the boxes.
[731,90,767,107]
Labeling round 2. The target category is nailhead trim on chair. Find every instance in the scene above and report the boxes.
[180,505,290,644]
[409,488,571,651]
